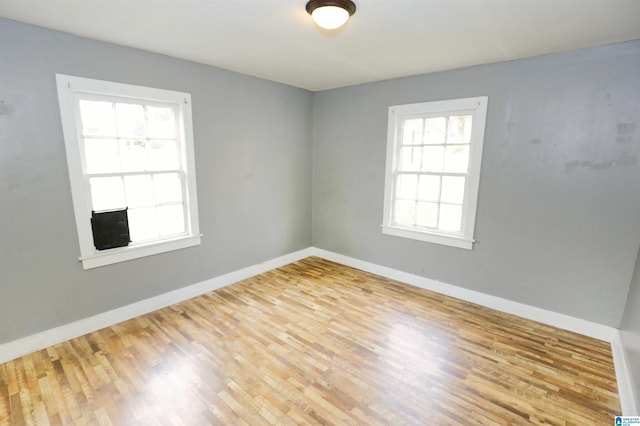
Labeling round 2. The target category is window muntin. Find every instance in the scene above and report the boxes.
[383,97,487,249]
[56,74,201,269]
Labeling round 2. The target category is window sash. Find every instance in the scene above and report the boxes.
[86,170,189,244]
[391,113,472,236]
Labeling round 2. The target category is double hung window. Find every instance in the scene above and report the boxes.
[56,74,201,269]
[382,97,488,249]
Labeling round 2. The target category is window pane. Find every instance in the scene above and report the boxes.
[440,176,465,204]
[154,173,182,204]
[416,202,438,228]
[120,139,149,172]
[84,138,120,173]
[115,103,146,138]
[396,174,417,199]
[148,139,179,171]
[128,207,159,242]
[79,100,116,136]
[399,147,421,172]
[447,115,472,144]
[148,106,176,139]
[424,117,446,144]
[90,177,125,211]
[438,204,462,232]
[393,200,415,226]
[401,119,423,145]
[158,204,185,236]
[421,146,444,172]
[124,175,155,208]
[417,175,440,201]
[443,145,469,173]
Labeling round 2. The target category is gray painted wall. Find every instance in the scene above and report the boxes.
[620,247,640,409]
[1,16,639,346]
[312,41,640,327]
[0,19,313,344]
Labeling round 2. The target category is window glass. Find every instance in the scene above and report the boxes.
[124,175,155,208]
[154,173,182,204]
[149,140,179,170]
[402,119,423,145]
[447,115,472,144]
[115,103,146,138]
[90,177,126,211]
[440,176,465,205]
[147,106,176,139]
[417,175,440,202]
[84,138,120,173]
[128,207,159,242]
[79,100,116,136]
[416,202,438,228]
[424,117,446,144]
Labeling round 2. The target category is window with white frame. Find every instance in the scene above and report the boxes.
[382,97,488,249]
[56,74,201,269]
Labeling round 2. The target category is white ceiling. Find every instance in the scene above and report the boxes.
[1,0,639,91]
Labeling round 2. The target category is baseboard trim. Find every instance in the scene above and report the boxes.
[611,331,639,415]
[309,248,617,343]
[0,247,315,364]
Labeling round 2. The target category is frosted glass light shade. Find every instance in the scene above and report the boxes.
[306,0,356,30]
[311,6,350,29]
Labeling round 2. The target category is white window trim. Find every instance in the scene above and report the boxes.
[382,96,488,250]
[56,74,201,269]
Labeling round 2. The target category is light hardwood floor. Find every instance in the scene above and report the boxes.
[0,257,620,425]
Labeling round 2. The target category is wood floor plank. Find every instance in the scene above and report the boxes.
[0,257,621,424]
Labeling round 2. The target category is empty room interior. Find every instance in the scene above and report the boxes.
[1,0,640,424]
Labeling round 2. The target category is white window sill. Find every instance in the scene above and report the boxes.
[79,234,202,269]
[382,225,474,250]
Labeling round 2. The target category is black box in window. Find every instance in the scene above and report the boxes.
[91,208,131,251]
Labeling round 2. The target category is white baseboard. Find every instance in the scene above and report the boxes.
[0,247,315,364]
[611,331,639,415]
[309,248,617,342]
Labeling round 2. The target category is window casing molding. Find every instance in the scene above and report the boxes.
[382,97,488,249]
[56,74,201,269]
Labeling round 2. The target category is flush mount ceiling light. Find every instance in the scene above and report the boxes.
[306,0,356,30]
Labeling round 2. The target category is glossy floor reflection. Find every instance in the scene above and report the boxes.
[0,257,620,424]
